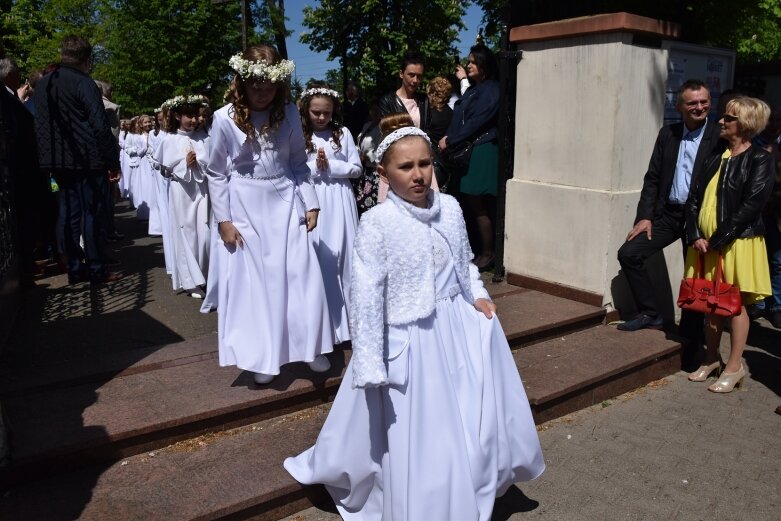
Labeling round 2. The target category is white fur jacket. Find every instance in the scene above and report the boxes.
[349,190,490,388]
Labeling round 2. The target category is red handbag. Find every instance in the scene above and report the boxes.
[677,253,742,317]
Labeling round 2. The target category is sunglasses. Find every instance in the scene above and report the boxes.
[722,114,739,122]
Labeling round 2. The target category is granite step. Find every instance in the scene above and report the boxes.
[0,289,604,487]
[516,325,682,424]
[0,288,603,398]
[0,326,681,521]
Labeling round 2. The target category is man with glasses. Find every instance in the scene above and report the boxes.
[617,79,725,369]
[34,35,123,284]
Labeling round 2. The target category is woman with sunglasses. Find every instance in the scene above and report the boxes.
[683,97,776,392]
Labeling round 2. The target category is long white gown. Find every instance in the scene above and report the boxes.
[207,103,334,375]
[307,128,361,344]
[146,131,163,235]
[130,132,156,221]
[154,128,210,292]
[284,229,545,520]
[151,131,174,274]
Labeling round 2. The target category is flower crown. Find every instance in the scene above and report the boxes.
[301,87,340,100]
[229,53,295,82]
[375,126,431,164]
[162,95,207,110]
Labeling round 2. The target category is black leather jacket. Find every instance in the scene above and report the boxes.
[685,145,776,250]
[377,91,430,132]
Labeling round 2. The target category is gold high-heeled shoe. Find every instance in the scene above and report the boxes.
[688,361,722,382]
[708,364,746,393]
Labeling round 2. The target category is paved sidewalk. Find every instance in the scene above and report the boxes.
[283,323,781,521]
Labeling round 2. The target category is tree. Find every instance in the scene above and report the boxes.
[1,0,102,72]
[475,1,781,63]
[251,0,291,57]
[94,0,243,115]
[300,0,466,99]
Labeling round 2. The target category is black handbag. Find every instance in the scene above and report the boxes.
[442,131,489,172]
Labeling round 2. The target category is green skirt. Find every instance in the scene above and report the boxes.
[460,141,498,196]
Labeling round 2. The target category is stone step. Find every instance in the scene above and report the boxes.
[0,326,681,521]
[0,288,603,397]
[0,289,604,487]
[516,325,682,423]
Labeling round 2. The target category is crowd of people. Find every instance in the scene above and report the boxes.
[617,80,780,409]
[1,29,779,516]
[0,36,541,517]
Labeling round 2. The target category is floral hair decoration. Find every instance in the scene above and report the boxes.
[374,126,431,165]
[162,95,207,110]
[301,87,340,100]
[229,53,295,82]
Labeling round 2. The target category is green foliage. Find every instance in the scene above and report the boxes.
[300,0,467,99]
[94,0,243,115]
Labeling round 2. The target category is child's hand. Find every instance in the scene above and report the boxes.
[305,209,319,232]
[316,147,328,171]
[186,150,197,166]
[218,221,243,248]
[474,298,496,319]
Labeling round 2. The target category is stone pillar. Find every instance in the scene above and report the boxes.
[504,12,684,317]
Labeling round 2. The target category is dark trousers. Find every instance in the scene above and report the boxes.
[617,206,704,365]
[54,170,109,277]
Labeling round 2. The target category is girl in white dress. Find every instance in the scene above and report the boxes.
[285,116,545,520]
[153,95,210,298]
[206,45,334,385]
[131,115,157,222]
[151,108,174,274]
[118,120,131,198]
[300,83,362,344]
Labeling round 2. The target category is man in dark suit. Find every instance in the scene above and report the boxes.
[617,79,725,367]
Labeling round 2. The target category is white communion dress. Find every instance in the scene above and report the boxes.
[207,103,334,375]
[153,128,210,292]
[307,127,361,344]
[151,131,174,275]
[285,196,545,520]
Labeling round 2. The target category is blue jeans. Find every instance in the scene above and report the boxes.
[54,170,109,277]
[756,214,781,312]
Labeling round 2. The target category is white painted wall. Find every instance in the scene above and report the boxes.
[505,32,685,316]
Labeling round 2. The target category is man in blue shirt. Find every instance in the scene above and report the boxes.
[617,79,725,369]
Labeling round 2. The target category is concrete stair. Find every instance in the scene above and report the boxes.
[0,284,682,520]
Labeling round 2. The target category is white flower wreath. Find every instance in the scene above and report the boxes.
[162,95,207,110]
[301,87,340,100]
[229,53,295,82]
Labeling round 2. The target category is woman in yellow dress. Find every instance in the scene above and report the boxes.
[683,97,776,393]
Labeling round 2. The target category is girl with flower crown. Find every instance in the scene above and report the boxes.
[153,95,211,299]
[206,45,334,385]
[300,82,362,345]
[284,114,544,520]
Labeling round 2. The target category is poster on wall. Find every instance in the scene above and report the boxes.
[662,41,735,125]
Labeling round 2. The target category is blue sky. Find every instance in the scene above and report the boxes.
[283,1,485,81]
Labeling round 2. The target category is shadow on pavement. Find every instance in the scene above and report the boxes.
[0,202,194,519]
[492,484,540,519]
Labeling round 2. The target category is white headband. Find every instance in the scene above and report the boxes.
[301,87,340,100]
[374,127,431,164]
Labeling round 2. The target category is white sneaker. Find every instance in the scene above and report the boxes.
[308,355,331,373]
[253,372,275,385]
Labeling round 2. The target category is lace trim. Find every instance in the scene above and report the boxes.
[232,172,287,181]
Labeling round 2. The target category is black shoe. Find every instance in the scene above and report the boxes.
[106,232,125,243]
[617,314,664,331]
[67,265,89,284]
[747,305,764,321]
[769,310,781,329]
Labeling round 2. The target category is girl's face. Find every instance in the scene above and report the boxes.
[399,63,424,95]
[378,137,433,208]
[176,112,199,132]
[141,117,153,132]
[245,80,278,111]
[308,96,334,131]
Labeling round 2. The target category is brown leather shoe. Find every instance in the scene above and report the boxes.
[776,404,781,416]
